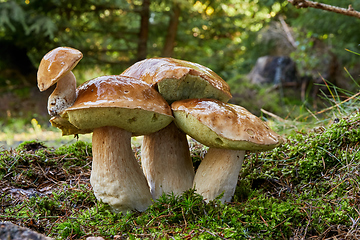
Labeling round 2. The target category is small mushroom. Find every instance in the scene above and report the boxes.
[60,75,174,212]
[37,47,82,116]
[171,98,283,203]
[122,58,233,199]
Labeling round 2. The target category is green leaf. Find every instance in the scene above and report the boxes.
[0,1,28,32]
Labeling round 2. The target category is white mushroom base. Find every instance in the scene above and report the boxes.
[90,126,153,213]
[193,148,245,203]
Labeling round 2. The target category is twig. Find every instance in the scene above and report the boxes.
[306,108,319,121]
[288,0,360,19]
[273,218,290,229]
[279,15,297,48]
[199,226,228,240]
[324,178,348,196]
[181,207,188,233]
[303,202,313,239]
[261,108,288,122]
[36,163,58,184]
[315,91,360,115]
[260,215,269,227]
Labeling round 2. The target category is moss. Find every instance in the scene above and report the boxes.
[55,141,92,158]
[242,112,360,184]
[1,113,360,239]
[16,140,47,151]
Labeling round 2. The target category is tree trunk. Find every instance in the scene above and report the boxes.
[136,0,150,61]
[162,3,181,57]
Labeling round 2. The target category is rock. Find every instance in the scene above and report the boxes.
[0,222,53,240]
[247,56,299,85]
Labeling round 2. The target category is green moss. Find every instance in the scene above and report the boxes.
[1,112,359,239]
[242,112,360,184]
[16,140,47,151]
[55,141,92,158]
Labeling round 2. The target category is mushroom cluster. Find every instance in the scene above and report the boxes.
[123,58,283,203]
[122,58,233,200]
[37,47,283,212]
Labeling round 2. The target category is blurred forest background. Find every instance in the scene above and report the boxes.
[1,0,360,127]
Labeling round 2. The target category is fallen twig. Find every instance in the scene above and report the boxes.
[315,91,360,115]
[261,108,288,122]
[288,0,360,19]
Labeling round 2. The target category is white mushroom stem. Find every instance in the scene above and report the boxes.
[47,71,77,116]
[193,148,245,203]
[141,122,195,200]
[90,126,153,213]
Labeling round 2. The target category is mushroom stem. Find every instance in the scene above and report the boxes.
[193,148,245,203]
[90,126,153,213]
[48,71,77,116]
[141,122,195,199]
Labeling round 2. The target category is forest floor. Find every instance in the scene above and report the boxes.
[0,108,360,239]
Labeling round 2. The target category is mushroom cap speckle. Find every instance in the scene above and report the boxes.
[37,47,83,91]
[172,99,283,151]
[61,75,174,135]
[122,58,232,103]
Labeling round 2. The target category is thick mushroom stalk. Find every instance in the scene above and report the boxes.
[47,71,77,116]
[193,148,245,203]
[91,126,153,212]
[141,122,195,199]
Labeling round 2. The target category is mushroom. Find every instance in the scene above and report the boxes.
[37,47,82,116]
[171,98,283,203]
[141,122,194,199]
[60,75,174,212]
[48,115,90,136]
[122,57,232,103]
[122,58,233,199]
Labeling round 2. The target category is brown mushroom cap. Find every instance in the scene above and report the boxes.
[172,98,282,151]
[37,47,83,91]
[61,75,174,135]
[122,58,232,103]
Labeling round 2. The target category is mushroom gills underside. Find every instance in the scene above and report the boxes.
[63,107,173,135]
[50,116,92,136]
[157,75,231,103]
[173,110,279,151]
